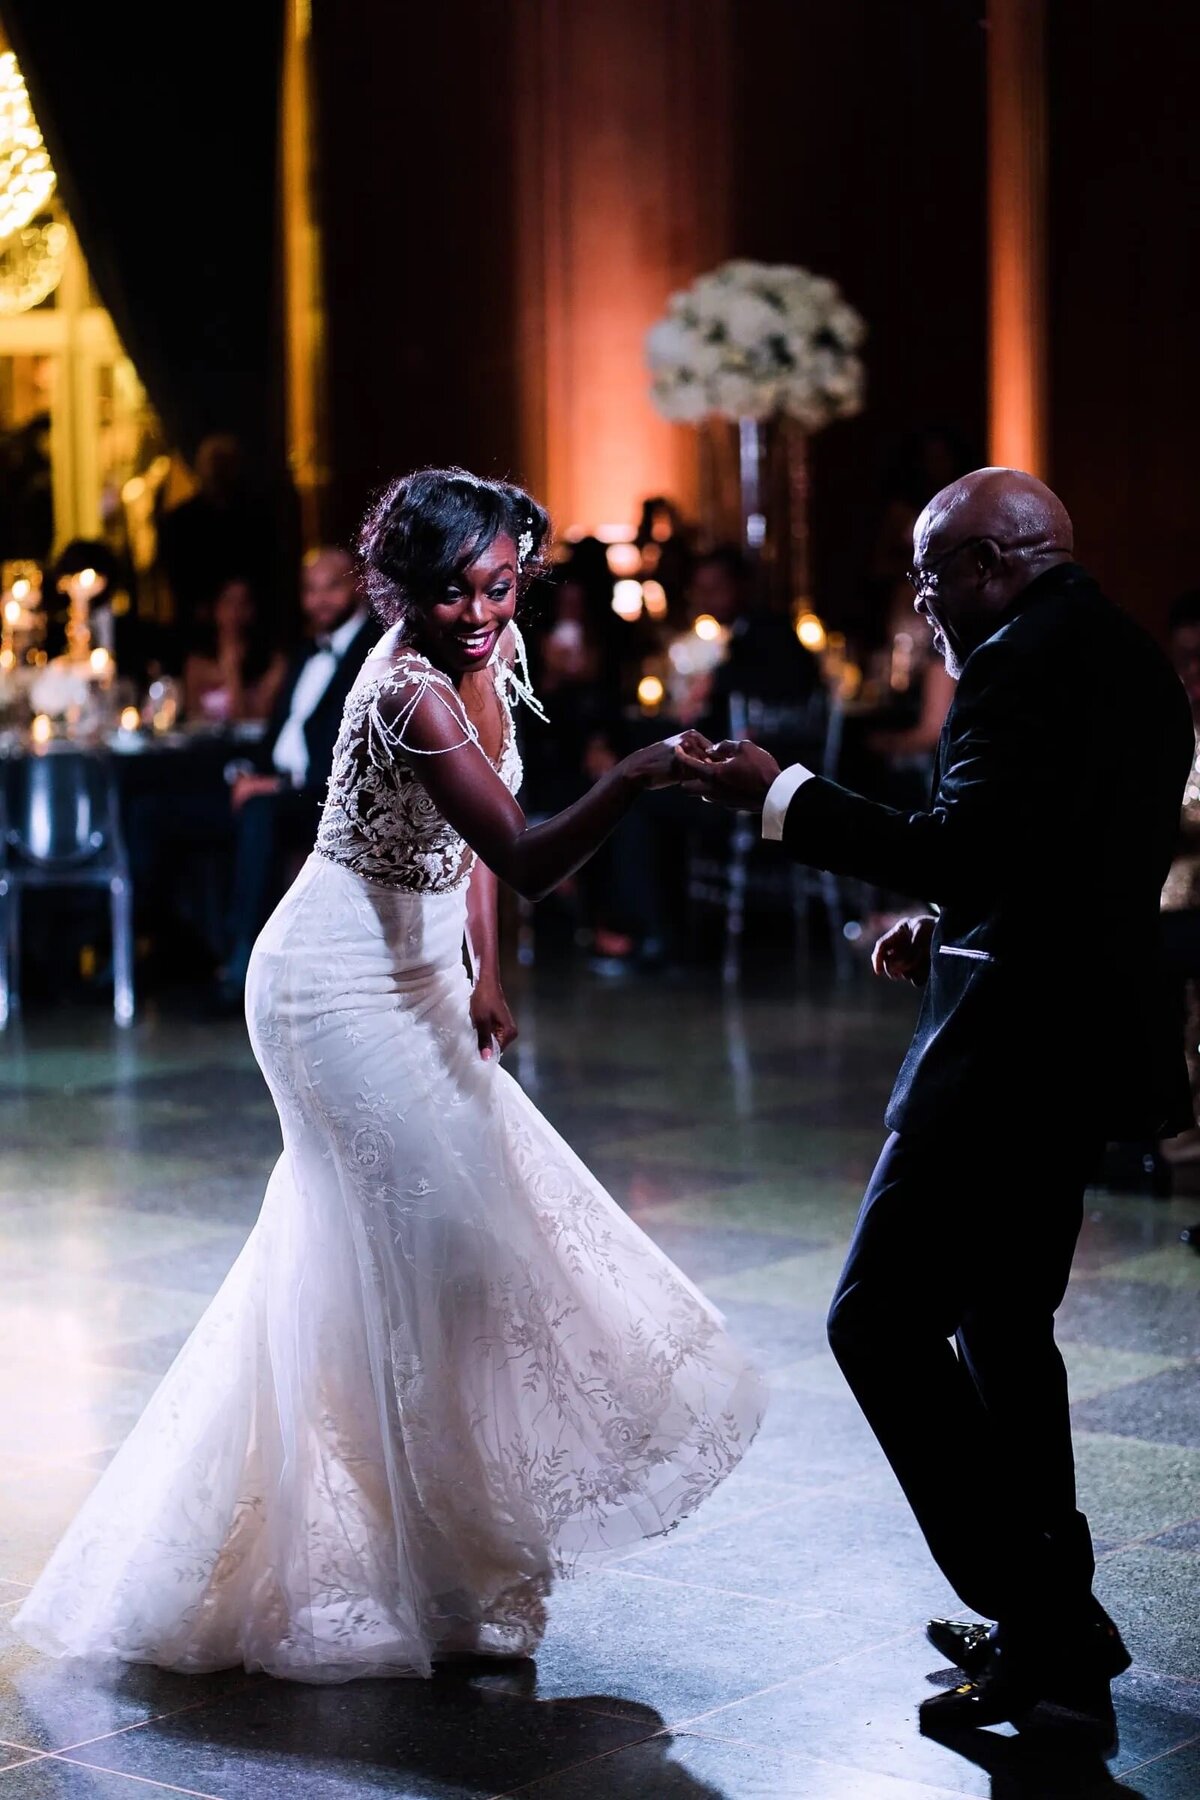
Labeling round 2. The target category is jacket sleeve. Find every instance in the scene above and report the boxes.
[779,638,1058,905]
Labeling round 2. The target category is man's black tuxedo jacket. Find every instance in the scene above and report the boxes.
[253,618,376,802]
[778,563,1195,1139]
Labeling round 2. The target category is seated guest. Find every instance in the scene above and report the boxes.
[862,609,956,791]
[634,493,693,625]
[217,546,374,1000]
[157,431,278,666]
[183,575,288,724]
[127,546,373,1001]
[673,545,822,740]
[1160,589,1200,1179]
[580,549,823,973]
[844,424,976,809]
[663,546,748,726]
[522,562,616,814]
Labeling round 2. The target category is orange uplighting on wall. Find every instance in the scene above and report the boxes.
[987,0,1047,477]
[516,1,730,536]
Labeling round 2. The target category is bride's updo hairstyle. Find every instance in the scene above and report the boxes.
[357,467,552,630]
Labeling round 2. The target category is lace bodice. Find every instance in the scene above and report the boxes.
[316,647,523,892]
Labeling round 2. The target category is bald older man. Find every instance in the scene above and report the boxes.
[677,470,1194,1737]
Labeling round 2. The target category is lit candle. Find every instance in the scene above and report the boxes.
[119,706,140,733]
[0,595,16,666]
[641,580,668,620]
[637,674,664,710]
[30,712,52,745]
[795,611,827,652]
[64,568,100,663]
[611,580,643,622]
[606,542,642,578]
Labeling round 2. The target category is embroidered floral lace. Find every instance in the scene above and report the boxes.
[316,649,523,892]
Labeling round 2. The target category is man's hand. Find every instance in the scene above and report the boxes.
[231,772,285,812]
[470,978,518,1061]
[871,914,936,986]
[673,738,781,812]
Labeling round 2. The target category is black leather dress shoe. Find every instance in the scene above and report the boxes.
[926,1609,1131,1681]
[926,1618,993,1678]
[920,1665,1117,1750]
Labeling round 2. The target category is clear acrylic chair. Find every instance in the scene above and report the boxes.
[686,686,860,984]
[0,748,134,1027]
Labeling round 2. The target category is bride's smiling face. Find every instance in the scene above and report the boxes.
[410,534,518,677]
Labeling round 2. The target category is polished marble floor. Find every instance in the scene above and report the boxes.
[0,950,1198,1799]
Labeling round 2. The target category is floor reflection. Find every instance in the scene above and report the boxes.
[0,954,1197,1798]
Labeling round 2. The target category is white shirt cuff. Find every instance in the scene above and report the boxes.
[762,763,816,840]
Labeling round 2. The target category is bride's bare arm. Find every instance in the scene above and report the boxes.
[466,856,501,982]
[376,669,679,902]
[466,858,518,1058]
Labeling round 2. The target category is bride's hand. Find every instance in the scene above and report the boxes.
[621,731,712,792]
[470,978,518,1060]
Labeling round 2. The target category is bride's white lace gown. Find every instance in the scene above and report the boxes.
[13,645,766,1682]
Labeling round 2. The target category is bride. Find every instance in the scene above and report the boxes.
[14,467,765,1682]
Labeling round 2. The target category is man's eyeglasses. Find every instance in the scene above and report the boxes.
[905,537,987,598]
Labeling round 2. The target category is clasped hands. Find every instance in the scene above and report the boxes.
[668,730,781,812]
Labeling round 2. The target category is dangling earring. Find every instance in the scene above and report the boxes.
[499,618,549,723]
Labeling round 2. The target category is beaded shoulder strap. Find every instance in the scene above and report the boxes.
[367,653,481,760]
[494,620,549,724]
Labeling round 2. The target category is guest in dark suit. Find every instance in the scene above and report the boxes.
[676,469,1194,1739]
[127,547,373,999]
[218,546,374,997]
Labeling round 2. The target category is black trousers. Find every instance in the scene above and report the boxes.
[225,788,321,975]
[127,786,319,976]
[827,1127,1102,1627]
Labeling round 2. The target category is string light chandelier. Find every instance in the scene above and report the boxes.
[0,49,55,243]
[0,215,66,313]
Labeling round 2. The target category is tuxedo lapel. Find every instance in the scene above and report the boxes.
[300,619,376,791]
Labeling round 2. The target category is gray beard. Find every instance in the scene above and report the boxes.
[932,628,964,681]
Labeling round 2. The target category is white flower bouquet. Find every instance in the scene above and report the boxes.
[645,259,866,430]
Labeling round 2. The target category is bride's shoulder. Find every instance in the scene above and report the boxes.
[356,644,475,761]
[355,637,453,704]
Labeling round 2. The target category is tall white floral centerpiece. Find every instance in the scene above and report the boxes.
[645,260,866,600]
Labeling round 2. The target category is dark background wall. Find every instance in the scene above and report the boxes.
[10,1,1196,632]
[314,0,988,626]
[11,2,1194,636]
[313,1,523,547]
[1048,2,1200,635]
[309,1,1196,633]
[729,0,988,630]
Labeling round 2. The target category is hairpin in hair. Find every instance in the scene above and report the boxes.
[517,522,535,568]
